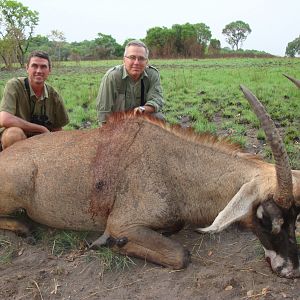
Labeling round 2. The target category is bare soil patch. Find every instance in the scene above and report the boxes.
[1,225,299,300]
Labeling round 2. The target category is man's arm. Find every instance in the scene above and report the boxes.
[144,67,164,112]
[0,111,49,134]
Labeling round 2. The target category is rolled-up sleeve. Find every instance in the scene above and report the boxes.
[0,79,19,114]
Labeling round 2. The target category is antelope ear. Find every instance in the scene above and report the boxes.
[196,180,259,233]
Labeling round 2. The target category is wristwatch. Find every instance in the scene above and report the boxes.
[138,106,145,113]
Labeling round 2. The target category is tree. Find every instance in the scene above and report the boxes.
[285,36,300,57]
[179,23,198,57]
[222,20,251,50]
[93,33,123,59]
[0,35,15,68]
[145,22,211,58]
[208,38,221,56]
[194,23,212,46]
[193,23,211,57]
[145,26,174,57]
[0,0,39,66]
[48,30,66,61]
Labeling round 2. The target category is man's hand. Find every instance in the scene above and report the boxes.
[133,105,155,116]
[35,125,50,134]
[133,106,145,116]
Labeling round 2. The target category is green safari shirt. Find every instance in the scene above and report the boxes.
[0,77,69,133]
[96,65,164,123]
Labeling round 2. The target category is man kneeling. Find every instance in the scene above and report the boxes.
[0,50,69,150]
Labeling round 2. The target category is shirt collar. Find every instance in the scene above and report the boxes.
[29,83,48,100]
[122,65,148,80]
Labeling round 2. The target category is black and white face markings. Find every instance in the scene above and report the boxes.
[253,199,300,278]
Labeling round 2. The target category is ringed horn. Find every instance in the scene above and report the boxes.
[240,84,294,209]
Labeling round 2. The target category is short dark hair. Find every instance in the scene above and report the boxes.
[124,40,149,58]
[27,50,51,69]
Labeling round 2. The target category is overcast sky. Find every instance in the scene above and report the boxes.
[19,0,299,56]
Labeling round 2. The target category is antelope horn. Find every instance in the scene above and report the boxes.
[283,74,300,89]
[240,85,294,209]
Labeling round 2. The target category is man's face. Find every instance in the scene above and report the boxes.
[26,56,51,85]
[123,45,148,81]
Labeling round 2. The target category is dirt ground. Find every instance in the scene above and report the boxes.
[0,223,299,300]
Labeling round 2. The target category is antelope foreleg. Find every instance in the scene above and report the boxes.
[109,225,190,269]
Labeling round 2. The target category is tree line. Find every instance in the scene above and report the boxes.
[0,0,299,69]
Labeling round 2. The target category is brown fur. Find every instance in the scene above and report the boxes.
[108,112,261,161]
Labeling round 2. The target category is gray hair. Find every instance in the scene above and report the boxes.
[124,40,149,58]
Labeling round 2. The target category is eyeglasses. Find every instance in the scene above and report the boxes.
[124,55,148,62]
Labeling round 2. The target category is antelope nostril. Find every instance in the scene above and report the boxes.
[265,256,271,265]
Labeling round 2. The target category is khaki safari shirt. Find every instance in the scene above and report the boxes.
[96,65,164,123]
[0,77,69,134]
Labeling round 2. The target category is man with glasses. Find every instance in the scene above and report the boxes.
[96,40,164,124]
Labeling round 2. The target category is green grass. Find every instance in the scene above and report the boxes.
[36,229,88,256]
[0,228,135,271]
[0,236,15,263]
[0,228,134,272]
[257,129,266,141]
[85,247,135,271]
[30,227,135,271]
